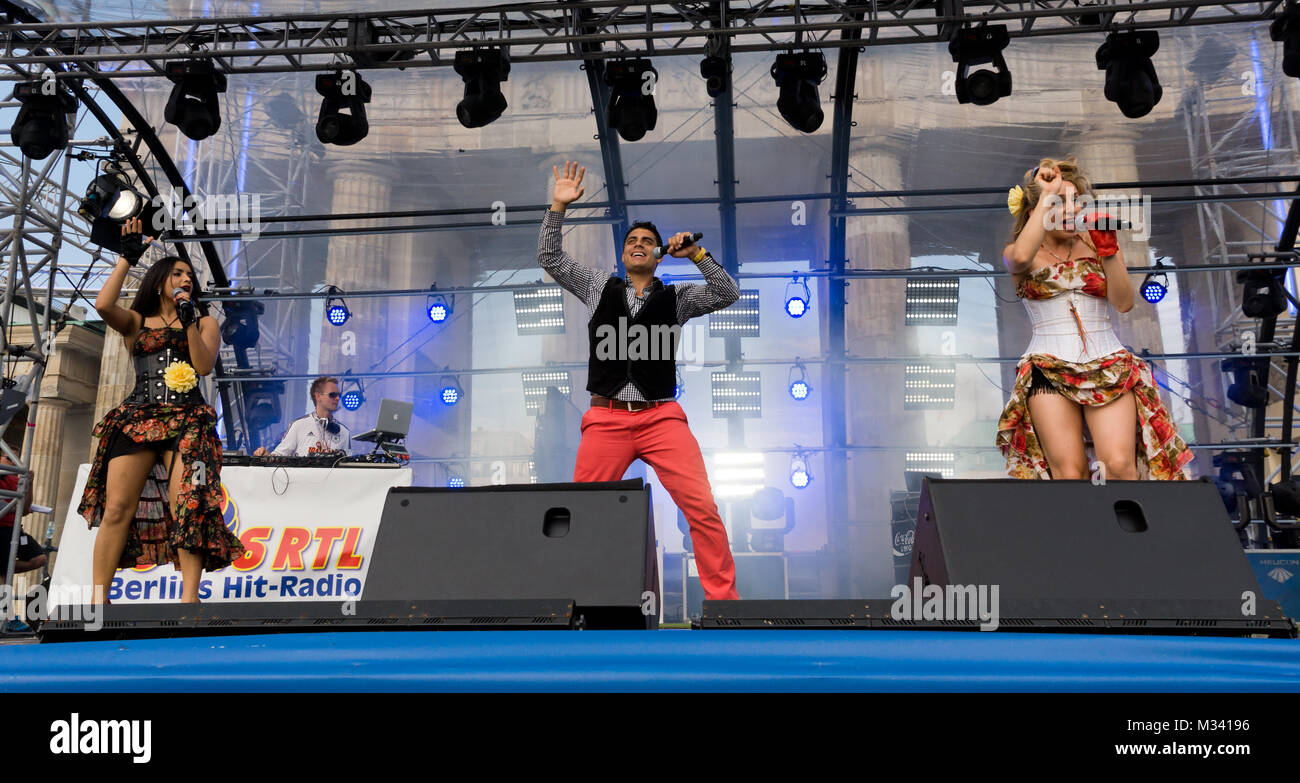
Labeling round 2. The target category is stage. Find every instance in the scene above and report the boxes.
[2,630,1297,692]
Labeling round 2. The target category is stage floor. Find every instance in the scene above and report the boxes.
[2,629,1298,692]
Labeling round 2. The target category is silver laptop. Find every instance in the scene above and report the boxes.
[374,398,413,437]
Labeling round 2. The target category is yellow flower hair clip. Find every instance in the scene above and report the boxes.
[1007,185,1026,216]
[163,360,199,393]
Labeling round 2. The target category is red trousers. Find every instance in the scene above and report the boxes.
[573,400,739,600]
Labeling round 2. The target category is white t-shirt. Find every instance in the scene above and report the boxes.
[270,415,351,456]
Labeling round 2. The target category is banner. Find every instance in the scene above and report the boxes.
[50,464,411,608]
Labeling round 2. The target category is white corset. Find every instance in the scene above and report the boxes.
[1021,291,1125,363]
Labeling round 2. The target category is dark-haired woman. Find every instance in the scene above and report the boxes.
[78,217,243,603]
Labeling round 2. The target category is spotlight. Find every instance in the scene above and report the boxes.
[605,59,659,142]
[427,293,452,323]
[708,290,760,337]
[340,381,365,411]
[220,299,264,350]
[326,300,350,326]
[1096,30,1163,119]
[784,276,810,318]
[244,380,285,432]
[315,70,371,146]
[1272,5,1300,78]
[789,454,812,490]
[522,371,571,415]
[454,48,511,128]
[440,376,462,406]
[788,362,812,401]
[1142,262,1169,304]
[904,362,957,410]
[513,286,565,335]
[700,55,731,98]
[76,162,165,253]
[948,24,1012,106]
[1221,358,1269,409]
[164,60,227,141]
[1238,268,1288,319]
[8,80,76,160]
[905,275,960,325]
[711,371,762,418]
[770,51,827,133]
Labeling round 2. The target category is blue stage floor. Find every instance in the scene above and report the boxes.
[2,630,1298,692]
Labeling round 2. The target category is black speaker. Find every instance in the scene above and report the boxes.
[908,477,1266,601]
[365,479,658,629]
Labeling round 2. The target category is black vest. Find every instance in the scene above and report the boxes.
[587,275,679,400]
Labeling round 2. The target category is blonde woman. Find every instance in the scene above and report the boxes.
[995,156,1193,481]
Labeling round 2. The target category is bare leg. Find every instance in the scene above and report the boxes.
[93,449,155,604]
[1083,391,1140,480]
[1026,391,1089,479]
[161,449,203,603]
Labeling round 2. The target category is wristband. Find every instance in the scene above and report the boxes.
[690,247,708,263]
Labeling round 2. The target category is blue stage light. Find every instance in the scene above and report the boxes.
[787,361,812,401]
[326,301,350,326]
[1142,278,1166,303]
[448,476,465,488]
[785,296,807,318]
[789,379,811,400]
[789,454,812,489]
[784,276,810,319]
[341,389,364,410]
[427,293,451,323]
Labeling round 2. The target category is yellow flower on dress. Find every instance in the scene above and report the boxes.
[1007,185,1026,216]
[163,360,198,393]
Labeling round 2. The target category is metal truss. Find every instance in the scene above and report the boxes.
[0,1,1286,80]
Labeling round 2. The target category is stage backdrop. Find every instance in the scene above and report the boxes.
[50,465,412,608]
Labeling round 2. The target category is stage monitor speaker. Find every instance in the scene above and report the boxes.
[365,479,658,629]
[908,477,1268,601]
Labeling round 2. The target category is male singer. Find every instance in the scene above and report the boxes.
[254,376,351,457]
[537,161,739,600]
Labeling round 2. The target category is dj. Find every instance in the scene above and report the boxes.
[254,376,352,457]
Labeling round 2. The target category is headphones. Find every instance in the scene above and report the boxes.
[313,413,341,436]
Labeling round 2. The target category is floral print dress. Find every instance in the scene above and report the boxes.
[995,256,1195,480]
[77,326,244,571]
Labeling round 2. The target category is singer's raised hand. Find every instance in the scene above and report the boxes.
[551,160,586,210]
[666,231,700,258]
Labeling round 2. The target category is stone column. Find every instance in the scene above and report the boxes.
[840,134,924,597]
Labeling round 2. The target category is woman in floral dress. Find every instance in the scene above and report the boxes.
[78,217,243,603]
[995,156,1194,481]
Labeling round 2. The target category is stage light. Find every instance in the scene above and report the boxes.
[447,463,466,488]
[712,452,765,499]
[789,454,812,490]
[220,299,264,350]
[904,362,957,410]
[784,276,810,318]
[454,48,511,128]
[1238,268,1288,319]
[906,451,956,479]
[905,275,960,325]
[605,59,658,142]
[522,370,571,415]
[8,80,76,160]
[165,60,227,141]
[948,24,1012,106]
[711,370,762,418]
[770,51,827,133]
[513,286,565,335]
[340,381,365,411]
[427,293,452,323]
[1142,265,1168,304]
[1272,5,1300,78]
[323,288,351,327]
[1096,30,1163,119]
[76,162,166,253]
[700,55,730,98]
[1221,358,1269,409]
[440,376,462,406]
[243,380,285,432]
[315,70,371,146]
[708,290,760,337]
[788,362,812,401]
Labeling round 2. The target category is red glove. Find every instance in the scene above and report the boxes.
[1080,212,1120,257]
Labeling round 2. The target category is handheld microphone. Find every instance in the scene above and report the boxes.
[652,232,704,259]
[173,288,195,324]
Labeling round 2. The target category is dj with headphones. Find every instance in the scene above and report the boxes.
[254,375,352,457]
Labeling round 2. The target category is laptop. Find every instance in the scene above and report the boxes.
[354,398,413,443]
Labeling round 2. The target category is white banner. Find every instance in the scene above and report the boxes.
[50,464,411,607]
